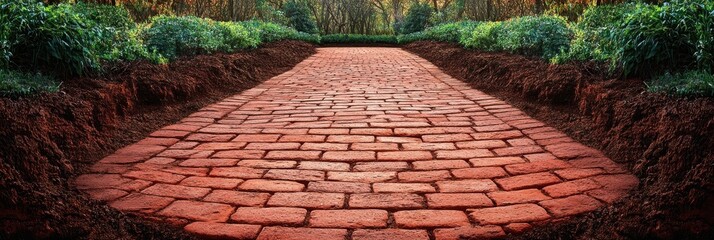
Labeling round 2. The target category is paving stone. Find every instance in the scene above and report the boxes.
[309,210,388,228]
[231,207,307,225]
[184,222,261,240]
[468,204,550,225]
[394,210,470,228]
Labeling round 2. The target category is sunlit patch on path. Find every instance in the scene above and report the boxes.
[75,48,638,239]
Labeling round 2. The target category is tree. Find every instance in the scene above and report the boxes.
[398,1,432,34]
[283,0,318,33]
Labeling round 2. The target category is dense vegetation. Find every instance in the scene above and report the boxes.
[0,0,317,97]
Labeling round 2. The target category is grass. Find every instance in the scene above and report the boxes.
[647,71,714,97]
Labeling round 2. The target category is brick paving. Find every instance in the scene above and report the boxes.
[76,48,638,239]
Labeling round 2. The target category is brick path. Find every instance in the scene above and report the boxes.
[76,48,638,240]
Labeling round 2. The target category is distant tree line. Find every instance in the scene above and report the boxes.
[48,0,661,34]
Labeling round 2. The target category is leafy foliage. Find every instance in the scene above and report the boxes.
[144,16,259,60]
[647,70,714,97]
[496,15,572,60]
[283,0,318,34]
[0,69,60,98]
[242,20,320,44]
[399,2,433,34]
[321,34,398,44]
[1,0,103,76]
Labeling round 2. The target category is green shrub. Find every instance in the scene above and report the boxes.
[612,0,714,76]
[2,0,103,76]
[400,2,433,34]
[283,0,317,34]
[423,22,462,43]
[462,21,503,51]
[0,69,60,97]
[461,15,571,59]
[144,16,259,60]
[647,70,714,97]
[321,34,398,44]
[397,32,428,44]
[497,16,572,60]
[242,21,320,44]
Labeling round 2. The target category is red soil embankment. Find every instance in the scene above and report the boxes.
[0,41,315,239]
[404,41,714,239]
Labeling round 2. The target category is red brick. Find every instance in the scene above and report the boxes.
[264,169,325,181]
[233,134,281,142]
[354,162,409,171]
[436,149,493,159]
[239,179,304,192]
[298,161,350,171]
[184,222,261,240]
[309,210,388,228]
[426,193,493,209]
[394,127,473,136]
[157,149,213,159]
[236,160,296,168]
[123,170,186,183]
[469,157,525,167]
[267,192,345,209]
[471,130,523,140]
[84,189,128,202]
[524,152,558,162]
[402,142,456,151]
[504,159,571,175]
[554,168,605,180]
[539,194,602,217]
[141,184,210,199]
[349,193,424,209]
[373,183,436,193]
[231,207,307,225]
[75,174,149,190]
[136,137,180,146]
[376,136,422,143]
[186,133,235,142]
[265,150,321,160]
[322,151,376,161]
[468,204,550,224]
[412,160,469,170]
[495,172,561,190]
[545,143,602,159]
[158,200,234,222]
[436,179,498,193]
[590,174,639,191]
[209,167,265,179]
[194,142,247,150]
[279,134,326,142]
[487,189,551,205]
[451,167,507,179]
[394,210,469,228]
[327,135,375,143]
[543,178,601,198]
[433,225,506,240]
[203,190,271,207]
[377,151,433,161]
[151,130,190,138]
[422,133,473,142]
[351,143,399,151]
[352,229,429,240]
[257,227,347,240]
[327,171,396,183]
[493,145,544,156]
[245,142,301,150]
[179,158,239,167]
[179,177,242,189]
[301,143,348,151]
[212,150,265,159]
[455,140,507,149]
[504,223,532,234]
[350,128,393,136]
[307,181,371,193]
[398,170,451,182]
[309,129,349,135]
[109,193,174,213]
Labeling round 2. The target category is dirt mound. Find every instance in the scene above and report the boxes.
[0,41,316,239]
[404,41,714,239]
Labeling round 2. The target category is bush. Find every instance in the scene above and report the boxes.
[400,2,433,34]
[283,0,317,34]
[1,0,103,76]
[144,16,259,60]
[321,34,398,44]
[461,15,571,59]
[397,32,428,44]
[647,70,714,97]
[0,69,60,98]
[242,21,320,44]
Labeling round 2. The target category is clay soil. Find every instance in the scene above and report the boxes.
[404,41,714,239]
[0,41,316,239]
